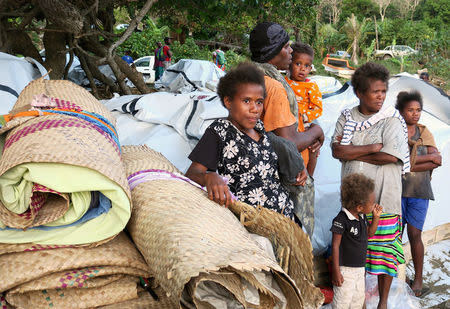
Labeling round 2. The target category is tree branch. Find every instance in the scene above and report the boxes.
[105,0,157,60]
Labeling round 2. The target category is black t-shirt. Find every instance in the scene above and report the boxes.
[330,209,369,267]
[188,119,294,218]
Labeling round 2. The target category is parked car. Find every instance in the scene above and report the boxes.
[134,56,156,84]
[374,45,418,59]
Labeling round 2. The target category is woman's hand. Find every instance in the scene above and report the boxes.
[204,172,232,207]
[371,143,383,153]
[431,152,442,166]
[293,169,307,186]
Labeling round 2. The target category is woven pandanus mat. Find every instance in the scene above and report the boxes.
[229,201,325,308]
[122,145,303,308]
[0,79,131,244]
[0,232,150,308]
[12,77,115,125]
[100,287,178,309]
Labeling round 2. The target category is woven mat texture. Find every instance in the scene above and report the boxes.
[0,233,150,308]
[122,145,303,308]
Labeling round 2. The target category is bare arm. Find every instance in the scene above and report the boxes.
[411,146,441,172]
[368,204,383,237]
[331,233,344,287]
[185,162,232,206]
[167,49,173,59]
[273,123,324,153]
[332,142,382,161]
[356,152,399,165]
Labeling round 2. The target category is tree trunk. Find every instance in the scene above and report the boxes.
[352,39,358,65]
[43,23,68,79]
[114,55,151,94]
[374,15,379,50]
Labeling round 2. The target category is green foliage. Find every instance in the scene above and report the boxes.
[170,38,248,69]
[339,0,378,27]
[170,38,210,62]
[224,50,249,69]
[364,39,376,61]
[116,18,169,59]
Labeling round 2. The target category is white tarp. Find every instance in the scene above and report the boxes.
[104,74,449,254]
[154,59,225,93]
[0,52,48,114]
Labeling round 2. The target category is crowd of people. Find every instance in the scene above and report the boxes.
[183,22,441,308]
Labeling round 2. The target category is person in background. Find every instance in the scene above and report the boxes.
[396,91,441,297]
[331,173,382,309]
[419,72,429,82]
[331,62,409,309]
[212,44,226,71]
[186,63,305,219]
[285,42,323,176]
[161,36,173,69]
[153,41,164,81]
[121,50,133,65]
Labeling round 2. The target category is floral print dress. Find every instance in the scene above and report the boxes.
[189,119,294,218]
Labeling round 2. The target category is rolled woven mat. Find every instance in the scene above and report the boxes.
[0,233,151,308]
[0,78,131,245]
[100,287,178,309]
[122,145,304,308]
[229,201,324,308]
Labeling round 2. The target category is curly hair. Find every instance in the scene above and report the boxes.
[395,90,423,112]
[291,42,314,59]
[351,62,389,95]
[341,173,375,210]
[217,62,266,106]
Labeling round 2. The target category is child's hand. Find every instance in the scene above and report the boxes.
[372,204,383,218]
[293,169,307,186]
[204,172,232,207]
[332,269,344,287]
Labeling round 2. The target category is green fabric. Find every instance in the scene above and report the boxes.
[0,163,130,245]
[252,62,299,118]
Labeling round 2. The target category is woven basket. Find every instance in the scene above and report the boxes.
[0,232,150,309]
[0,79,130,243]
[122,145,303,308]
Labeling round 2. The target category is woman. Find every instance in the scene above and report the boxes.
[396,91,441,297]
[331,62,409,309]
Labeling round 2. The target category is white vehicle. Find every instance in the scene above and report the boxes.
[134,56,156,84]
[374,45,418,59]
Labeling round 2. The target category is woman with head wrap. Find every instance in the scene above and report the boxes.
[249,22,325,236]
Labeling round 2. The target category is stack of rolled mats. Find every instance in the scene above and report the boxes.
[0,79,150,308]
[122,145,324,308]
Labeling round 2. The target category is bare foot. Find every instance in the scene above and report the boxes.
[410,279,423,297]
[377,302,387,309]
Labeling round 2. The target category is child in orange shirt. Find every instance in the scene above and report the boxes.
[285,42,323,176]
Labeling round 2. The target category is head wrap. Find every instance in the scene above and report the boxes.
[250,22,289,63]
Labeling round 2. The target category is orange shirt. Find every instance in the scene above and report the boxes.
[262,76,309,165]
[285,77,323,124]
[261,76,296,132]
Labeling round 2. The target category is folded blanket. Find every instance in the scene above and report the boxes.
[0,79,131,245]
[122,145,303,308]
[0,233,150,308]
